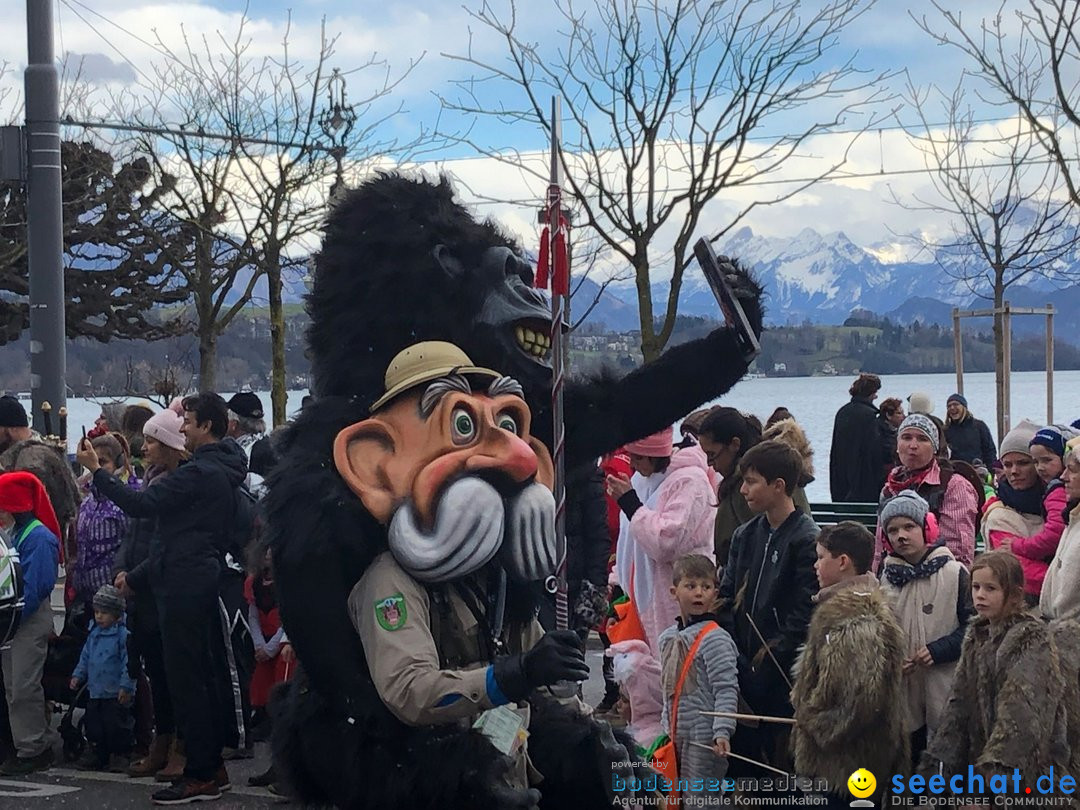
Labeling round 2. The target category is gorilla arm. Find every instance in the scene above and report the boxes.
[560,326,754,469]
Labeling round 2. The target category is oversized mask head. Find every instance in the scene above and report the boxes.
[333,342,556,584]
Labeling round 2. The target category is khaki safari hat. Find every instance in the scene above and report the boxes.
[370,341,502,412]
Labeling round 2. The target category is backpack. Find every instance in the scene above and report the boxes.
[0,524,27,645]
[223,483,261,573]
[937,459,987,535]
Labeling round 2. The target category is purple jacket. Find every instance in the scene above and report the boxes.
[74,476,140,603]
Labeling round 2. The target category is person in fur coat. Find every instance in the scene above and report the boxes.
[923,552,1080,801]
[790,522,908,807]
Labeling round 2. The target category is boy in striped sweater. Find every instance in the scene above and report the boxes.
[656,554,739,806]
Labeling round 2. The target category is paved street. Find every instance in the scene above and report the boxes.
[1,588,610,809]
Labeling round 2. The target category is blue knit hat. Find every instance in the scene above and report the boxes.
[1031,425,1080,460]
[947,393,968,408]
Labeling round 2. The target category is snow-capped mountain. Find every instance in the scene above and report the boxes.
[595,225,1075,329]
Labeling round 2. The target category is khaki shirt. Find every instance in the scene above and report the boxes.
[349,551,543,727]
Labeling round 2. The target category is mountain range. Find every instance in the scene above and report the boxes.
[571,225,1080,337]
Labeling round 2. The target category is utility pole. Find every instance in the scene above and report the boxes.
[25,0,66,433]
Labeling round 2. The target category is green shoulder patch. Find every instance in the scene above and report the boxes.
[374,593,407,631]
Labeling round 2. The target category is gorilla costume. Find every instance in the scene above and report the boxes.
[265,174,764,808]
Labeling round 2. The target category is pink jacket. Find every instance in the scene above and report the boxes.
[608,639,664,748]
[613,444,717,653]
[988,485,1068,597]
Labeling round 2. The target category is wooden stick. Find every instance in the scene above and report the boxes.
[699,710,796,726]
[688,742,792,778]
[746,613,794,692]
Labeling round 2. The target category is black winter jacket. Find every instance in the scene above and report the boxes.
[830,396,885,502]
[564,463,610,595]
[718,510,819,713]
[945,417,997,465]
[94,439,247,597]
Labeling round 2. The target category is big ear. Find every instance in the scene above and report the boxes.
[333,418,401,525]
[529,437,556,492]
[433,244,465,279]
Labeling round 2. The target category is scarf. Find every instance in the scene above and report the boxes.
[883,544,950,588]
[996,478,1045,517]
[884,463,934,498]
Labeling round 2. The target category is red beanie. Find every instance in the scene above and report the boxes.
[0,471,62,541]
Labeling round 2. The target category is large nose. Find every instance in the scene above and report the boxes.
[464,428,538,485]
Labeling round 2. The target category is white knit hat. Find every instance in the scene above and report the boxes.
[142,408,185,452]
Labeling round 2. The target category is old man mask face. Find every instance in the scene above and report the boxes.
[333,373,556,583]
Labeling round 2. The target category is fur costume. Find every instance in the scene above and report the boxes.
[265,174,764,808]
[790,578,909,797]
[924,612,1080,803]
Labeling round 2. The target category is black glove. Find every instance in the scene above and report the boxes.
[492,630,589,701]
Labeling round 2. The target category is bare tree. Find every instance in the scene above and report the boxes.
[109,14,420,421]
[891,77,1078,440]
[439,0,891,361]
[915,0,1080,207]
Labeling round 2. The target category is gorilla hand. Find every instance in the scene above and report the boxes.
[492,630,589,701]
[593,720,635,806]
[718,255,765,339]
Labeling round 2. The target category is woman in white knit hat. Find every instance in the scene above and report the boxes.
[111,402,188,780]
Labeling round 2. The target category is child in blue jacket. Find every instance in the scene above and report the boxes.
[70,584,135,771]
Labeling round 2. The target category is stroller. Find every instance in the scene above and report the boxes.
[44,600,91,762]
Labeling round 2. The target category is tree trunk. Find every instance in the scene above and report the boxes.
[993,282,1006,444]
[198,328,217,393]
[634,256,659,363]
[267,255,286,428]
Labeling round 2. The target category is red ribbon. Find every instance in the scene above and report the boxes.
[535,226,551,289]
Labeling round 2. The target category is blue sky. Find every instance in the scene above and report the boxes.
[1,0,1059,271]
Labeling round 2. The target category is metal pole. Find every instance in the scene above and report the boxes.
[1002,301,1012,435]
[1047,304,1054,425]
[952,308,963,396]
[25,0,66,435]
[548,96,568,633]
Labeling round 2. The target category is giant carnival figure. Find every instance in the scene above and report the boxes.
[265,174,765,809]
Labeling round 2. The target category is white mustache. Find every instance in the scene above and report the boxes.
[387,477,556,584]
[501,483,557,582]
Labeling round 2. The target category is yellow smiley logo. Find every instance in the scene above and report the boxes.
[848,768,876,799]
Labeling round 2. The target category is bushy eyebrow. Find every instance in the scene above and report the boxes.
[487,376,524,399]
[420,374,471,418]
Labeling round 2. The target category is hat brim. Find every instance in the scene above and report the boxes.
[370,365,502,413]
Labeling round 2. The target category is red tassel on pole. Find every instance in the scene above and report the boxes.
[552,224,569,295]
[535,226,551,289]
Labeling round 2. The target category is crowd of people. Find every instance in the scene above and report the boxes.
[0,369,1078,807]
[0,391,287,805]
[591,373,1080,807]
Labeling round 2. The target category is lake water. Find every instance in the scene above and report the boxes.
[27,370,1079,502]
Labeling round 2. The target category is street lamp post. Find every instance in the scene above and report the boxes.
[318,69,356,200]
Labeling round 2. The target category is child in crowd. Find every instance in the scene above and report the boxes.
[878,490,973,757]
[246,549,294,740]
[73,434,139,613]
[990,425,1076,605]
[923,551,1079,788]
[790,522,908,808]
[70,585,135,772]
[1040,436,1080,620]
[657,555,738,805]
[717,440,818,771]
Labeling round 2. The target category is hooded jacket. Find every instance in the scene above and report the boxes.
[612,444,717,652]
[925,612,1077,785]
[73,616,136,699]
[985,486,1066,598]
[717,509,819,714]
[93,439,248,596]
[829,396,884,502]
[790,576,909,796]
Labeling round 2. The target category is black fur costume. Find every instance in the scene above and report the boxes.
[265,174,764,808]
